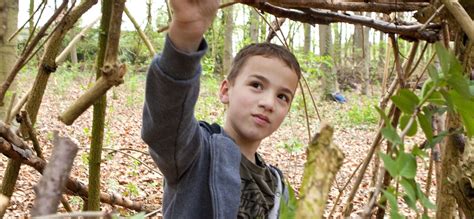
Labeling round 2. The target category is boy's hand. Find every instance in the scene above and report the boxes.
[169,0,220,53]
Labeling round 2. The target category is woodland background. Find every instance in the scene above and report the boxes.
[0,0,473,218]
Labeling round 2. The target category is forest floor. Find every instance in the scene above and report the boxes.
[0,64,436,218]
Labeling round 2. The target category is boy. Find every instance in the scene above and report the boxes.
[141,0,301,218]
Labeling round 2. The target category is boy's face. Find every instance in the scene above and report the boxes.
[219,55,299,145]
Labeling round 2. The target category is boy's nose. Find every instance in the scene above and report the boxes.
[258,94,275,112]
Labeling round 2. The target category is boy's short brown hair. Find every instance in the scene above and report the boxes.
[226,43,301,84]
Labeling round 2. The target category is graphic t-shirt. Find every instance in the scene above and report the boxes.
[238,153,277,218]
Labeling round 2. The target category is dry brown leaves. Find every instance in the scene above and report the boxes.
[0,69,436,218]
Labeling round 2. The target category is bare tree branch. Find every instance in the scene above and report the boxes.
[0,139,153,212]
[241,2,441,42]
[31,134,78,216]
[239,0,430,13]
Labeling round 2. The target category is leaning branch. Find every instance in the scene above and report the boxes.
[240,2,440,42]
[239,0,430,13]
[59,1,127,125]
[124,7,156,56]
[296,124,344,218]
[31,135,78,216]
[0,0,69,105]
[0,139,152,212]
[441,0,474,43]
[56,17,101,64]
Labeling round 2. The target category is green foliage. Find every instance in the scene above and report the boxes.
[346,103,379,125]
[295,53,333,79]
[278,138,305,153]
[195,75,224,125]
[125,73,146,107]
[378,43,474,216]
[125,182,141,197]
[279,180,297,219]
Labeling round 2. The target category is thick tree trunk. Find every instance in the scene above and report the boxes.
[0,2,20,217]
[223,3,233,77]
[436,113,462,218]
[361,22,370,95]
[0,0,18,117]
[303,23,311,54]
[319,24,338,99]
[249,8,259,43]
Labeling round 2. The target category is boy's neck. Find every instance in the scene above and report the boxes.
[239,142,260,164]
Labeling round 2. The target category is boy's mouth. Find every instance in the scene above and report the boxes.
[252,114,270,125]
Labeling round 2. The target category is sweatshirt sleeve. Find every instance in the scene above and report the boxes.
[141,35,207,184]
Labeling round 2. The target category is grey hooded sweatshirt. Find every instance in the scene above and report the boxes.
[142,36,286,219]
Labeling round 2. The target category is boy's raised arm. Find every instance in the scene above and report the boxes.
[168,0,219,53]
[142,0,219,184]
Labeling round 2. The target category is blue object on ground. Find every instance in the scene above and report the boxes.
[331,92,347,103]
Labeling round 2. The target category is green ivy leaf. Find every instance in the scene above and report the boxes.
[447,73,471,100]
[460,112,474,138]
[416,183,436,209]
[428,65,439,83]
[399,114,418,137]
[428,131,448,148]
[412,145,428,158]
[435,43,451,76]
[449,90,474,137]
[391,89,420,114]
[397,152,417,179]
[417,113,433,140]
[375,106,391,125]
[380,152,398,177]
[400,178,417,210]
[382,126,402,146]
[382,190,405,219]
[280,180,297,219]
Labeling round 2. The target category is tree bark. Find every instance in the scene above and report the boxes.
[361,21,370,95]
[223,3,234,77]
[303,23,311,54]
[56,17,100,64]
[241,2,440,42]
[319,24,338,99]
[0,4,20,216]
[124,7,156,57]
[249,8,259,43]
[87,0,125,211]
[239,0,430,13]
[436,113,462,218]
[31,135,78,216]
[0,0,18,117]
[295,124,344,218]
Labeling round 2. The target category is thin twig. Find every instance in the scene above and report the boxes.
[9,90,30,124]
[419,5,445,31]
[328,159,363,218]
[19,111,42,159]
[0,0,69,105]
[20,0,48,55]
[301,70,322,121]
[389,34,406,87]
[3,93,16,125]
[8,0,46,42]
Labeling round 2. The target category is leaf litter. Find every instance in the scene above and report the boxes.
[0,68,436,218]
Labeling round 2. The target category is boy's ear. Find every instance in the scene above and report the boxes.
[219,79,230,104]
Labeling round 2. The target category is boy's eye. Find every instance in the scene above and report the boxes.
[278,94,289,102]
[250,82,263,90]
